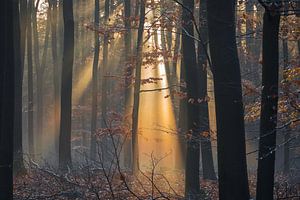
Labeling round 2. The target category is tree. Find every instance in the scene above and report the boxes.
[124,0,132,105]
[100,0,111,164]
[90,0,100,160]
[27,0,35,158]
[0,0,17,198]
[59,0,75,170]
[198,0,216,181]
[207,0,250,199]
[181,0,201,198]
[132,0,145,174]
[256,2,281,200]
[13,0,26,174]
[50,0,60,155]
[123,0,132,169]
[101,0,110,129]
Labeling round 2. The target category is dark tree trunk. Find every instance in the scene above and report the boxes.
[20,0,28,69]
[27,0,35,158]
[50,0,60,156]
[132,0,145,174]
[181,1,201,198]
[13,0,26,174]
[59,0,75,170]
[0,0,16,198]
[90,0,100,160]
[256,9,280,200]
[101,0,110,127]
[207,0,250,199]
[198,0,216,181]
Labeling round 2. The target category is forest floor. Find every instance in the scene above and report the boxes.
[13,166,299,199]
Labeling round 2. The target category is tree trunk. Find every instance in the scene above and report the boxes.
[124,0,132,106]
[49,0,60,158]
[90,0,100,160]
[13,0,26,174]
[181,1,201,198]
[198,0,216,181]
[0,0,16,198]
[256,8,280,200]
[101,0,110,163]
[27,0,35,158]
[124,0,132,169]
[132,0,145,174]
[207,0,250,199]
[59,0,75,170]
[101,0,110,127]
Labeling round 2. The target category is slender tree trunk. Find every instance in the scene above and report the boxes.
[0,0,16,198]
[124,0,132,106]
[100,0,110,163]
[59,0,75,170]
[101,0,110,127]
[13,0,26,174]
[256,7,280,200]
[124,0,132,169]
[132,0,145,174]
[207,0,250,199]
[90,0,100,160]
[27,0,35,158]
[198,0,216,181]
[50,0,60,156]
[181,1,201,198]
[58,0,64,62]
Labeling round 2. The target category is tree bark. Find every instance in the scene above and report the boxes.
[27,0,35,158]
[59,0,75,170]
[90,0,100,160]
[50,0,60,157]
[207,0,250,199]
[256,8,280,200]
[13,0,26,174]
[181,1,201,198]
[0,0,16,198]
[100,0,110,163]
[132,0,145,174]
[198,0,216,181]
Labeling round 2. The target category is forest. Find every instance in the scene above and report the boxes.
[0,0,300,199]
